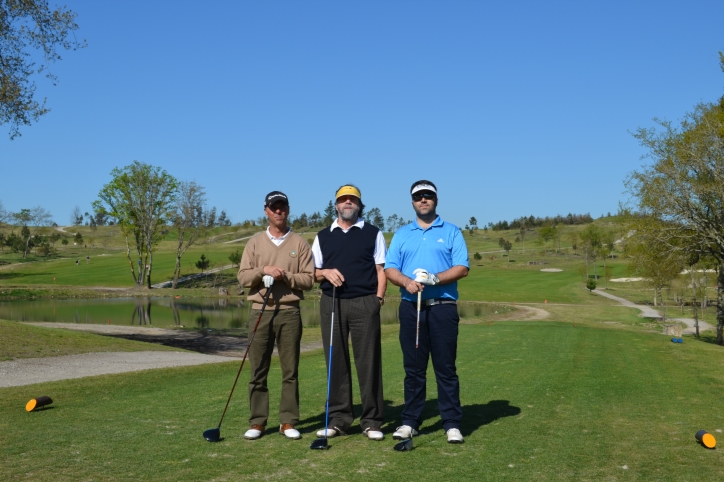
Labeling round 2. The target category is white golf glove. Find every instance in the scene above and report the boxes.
[413,268,439,286]
[262,275,275,288]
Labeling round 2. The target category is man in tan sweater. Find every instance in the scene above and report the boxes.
[237,191,314,440]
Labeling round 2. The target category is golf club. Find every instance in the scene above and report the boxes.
[394,290,422,452]
[203,286,273,442]
[310,285,336,450]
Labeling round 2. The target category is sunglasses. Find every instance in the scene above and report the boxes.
[412,192,436,201]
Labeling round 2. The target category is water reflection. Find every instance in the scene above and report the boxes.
[0,297,508,331]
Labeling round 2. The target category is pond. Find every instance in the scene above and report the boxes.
[0,297,509,333]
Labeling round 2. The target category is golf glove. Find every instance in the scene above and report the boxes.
[413,268,439,286]
[262,275,275,288]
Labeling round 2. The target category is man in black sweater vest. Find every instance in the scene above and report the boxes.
[311,184,388,441]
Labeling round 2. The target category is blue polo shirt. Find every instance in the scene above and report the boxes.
[385,216,469,302]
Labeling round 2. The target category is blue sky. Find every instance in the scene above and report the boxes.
[3,0,723,228]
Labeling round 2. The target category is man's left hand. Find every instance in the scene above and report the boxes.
[413,268,440,286]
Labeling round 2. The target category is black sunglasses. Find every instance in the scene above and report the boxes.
[412,192,436,201]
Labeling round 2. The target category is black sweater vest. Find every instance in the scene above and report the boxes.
[317,223,380,299]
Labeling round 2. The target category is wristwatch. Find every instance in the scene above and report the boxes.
[377,297,385,306]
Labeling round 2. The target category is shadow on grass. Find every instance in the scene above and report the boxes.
[299,399,521,437]
[693,332,724,346]
[0,272,53,280]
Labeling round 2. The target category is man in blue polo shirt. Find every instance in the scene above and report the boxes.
[385,180,469,444]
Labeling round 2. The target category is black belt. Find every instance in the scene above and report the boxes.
[407,298,457,307]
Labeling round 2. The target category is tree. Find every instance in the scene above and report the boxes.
[386,214,399,233]
[625,56,724,342]
[323,200,335,226]
[367,207,385,231]
[568,232,579,256]
[11,206,52,257]
[469,216,478,230]
[1,0,86,139]
[502,239,513,266]
[0,199,7,223]
[473,252,482,261]
[74,231,83,246]
[218,210,228,227]
[171,181,209,288]
[70,205,83,226]
[195,254,210,273]
[600,232,615,288]
[94,161,178,288]
[579,224,602,280]
[586,278,597,293]
[229,249,242,267]
[538,224,556,251]
[206,206,217,228]
[309,211,321,228]
[60,237,68,246]
[624,221,687,321]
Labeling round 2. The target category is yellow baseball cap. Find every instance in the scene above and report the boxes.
[335,185,361,201]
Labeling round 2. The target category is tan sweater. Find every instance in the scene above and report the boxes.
[237,230,314,309]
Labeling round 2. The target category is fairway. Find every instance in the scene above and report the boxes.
[2,319,723,480]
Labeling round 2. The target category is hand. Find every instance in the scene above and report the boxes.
[413,268,439,286]
[322,268,345,287]
[263,265,285,280]
[262,275,274,288]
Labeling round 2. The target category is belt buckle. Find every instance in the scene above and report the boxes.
[425,299,436,307]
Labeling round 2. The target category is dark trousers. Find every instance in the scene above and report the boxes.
[320,293,384,432]
[399,301,461,431]
[247,306,302,426]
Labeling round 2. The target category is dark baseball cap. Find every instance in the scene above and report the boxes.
[264,191,289,207]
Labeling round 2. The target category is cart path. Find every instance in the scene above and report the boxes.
[593,289,715,334]
[1,322,323,388]
[0,351,231,388]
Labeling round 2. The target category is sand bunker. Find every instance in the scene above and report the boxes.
[610,277,645,282]
[540,268,562,272]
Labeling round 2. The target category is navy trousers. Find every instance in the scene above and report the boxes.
[399,300,461,431]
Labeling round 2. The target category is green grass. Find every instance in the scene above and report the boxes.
[2,316,724,480]
[0,320,181,361]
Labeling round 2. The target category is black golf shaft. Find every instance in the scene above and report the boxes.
[214,287,273,429]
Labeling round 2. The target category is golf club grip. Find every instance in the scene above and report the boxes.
[216,287,273,428]
[416,291,421,348]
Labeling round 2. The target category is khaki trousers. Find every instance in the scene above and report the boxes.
[247,306,302,426]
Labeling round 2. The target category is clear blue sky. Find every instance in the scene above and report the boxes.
[3,0,723,228]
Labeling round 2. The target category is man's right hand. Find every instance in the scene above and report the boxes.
[321,268,345,287]
[403,277,424,295]
[263,265,285,280]
[262,275,275,288]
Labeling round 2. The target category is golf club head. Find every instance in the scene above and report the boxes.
[203,428,221,442]
[393,438,414,452]
[310,437,329,450]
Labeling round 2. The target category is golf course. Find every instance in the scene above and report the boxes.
[1,220,723,481]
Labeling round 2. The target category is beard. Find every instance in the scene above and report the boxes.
[338,204,359,222]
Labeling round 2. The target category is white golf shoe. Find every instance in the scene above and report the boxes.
[244,424,264,440]
[446,428,464,444]
[279,423,302,440]
[392,425,418,440]
[315,426,342,438]
[363,427,384,441]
